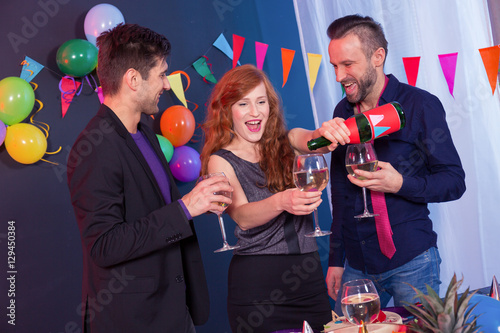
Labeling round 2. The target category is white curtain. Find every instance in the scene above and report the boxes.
[293,0,500,295]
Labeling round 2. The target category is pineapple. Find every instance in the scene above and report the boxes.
[403,274,480,333]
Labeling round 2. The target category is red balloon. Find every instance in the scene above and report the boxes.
[160,105,195,147]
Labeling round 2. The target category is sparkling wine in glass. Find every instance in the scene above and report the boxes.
[345,143,379,218]
[341,279,381,333]
[293,153,331,237]
[200,172,239,253]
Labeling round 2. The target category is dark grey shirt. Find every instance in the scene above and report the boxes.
[214,149,318,255]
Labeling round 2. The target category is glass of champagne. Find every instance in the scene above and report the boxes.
[293,153,331,237]
[345,143,379,218]
[200,172,240,253]
[341,279,381,333]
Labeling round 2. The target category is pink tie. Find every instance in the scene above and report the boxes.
[370,190,396,259]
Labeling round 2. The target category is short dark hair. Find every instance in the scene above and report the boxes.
[327,15,388,63]
[96,23,171,96]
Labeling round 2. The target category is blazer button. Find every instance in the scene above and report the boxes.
[175,275,184,283]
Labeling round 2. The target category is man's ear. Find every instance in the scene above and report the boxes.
[123,68,141,91]
[372,47,386,68]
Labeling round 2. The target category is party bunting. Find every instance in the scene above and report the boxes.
[255,41,268,70]
[192,56,217,83]
[167,73,187,108]
[59,77,81,118]
[307,53,322,91]
[438,52,458,98]
[96,86,104,104]
[478,45,500,95]
[213,33,234,61]
[402,56,421,87]
[281,48,295,88]
[232,34,245,68]
[20,56,44,83]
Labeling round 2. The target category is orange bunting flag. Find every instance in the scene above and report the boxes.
[402,56,421,87]
[255,41,268,70]
[232,34,245,68]
[307,53,322,91]
[281,48,295,88]
[438,52,458,98]
[59,77,81,118]
[479,45,500,95]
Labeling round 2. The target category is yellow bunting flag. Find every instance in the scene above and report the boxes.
[167,73,187,108]
[307,53,322,91]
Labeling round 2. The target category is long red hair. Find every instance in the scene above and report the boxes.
[200,64,295,193]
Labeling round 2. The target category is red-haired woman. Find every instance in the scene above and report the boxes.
[200,64,331,333]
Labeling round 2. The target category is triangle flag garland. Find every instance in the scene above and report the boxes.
[167,73,188,108]
[402,56,421,87]
[232,34,245,68]
[438,52,458,98]
[281,48,295,88]
[59,77,81,118]
[192,56,217,84]
[307,53,322,91]
[20,56,44,83]
[213,33,234,61]
[255,41,268,70]
[478,45,500,95]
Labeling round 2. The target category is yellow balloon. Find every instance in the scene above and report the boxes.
[5,123,47,164]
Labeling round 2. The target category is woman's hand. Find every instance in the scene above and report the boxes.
[278,188,323,215]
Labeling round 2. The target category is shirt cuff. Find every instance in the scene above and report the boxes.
[177,199,192,220]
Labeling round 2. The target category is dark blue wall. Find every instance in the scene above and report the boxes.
[0,1,332,332]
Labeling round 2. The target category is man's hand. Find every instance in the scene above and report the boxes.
[348,161,403,193]
[326,266,344,301]
[317,117,351,151]
[181,175,233,218]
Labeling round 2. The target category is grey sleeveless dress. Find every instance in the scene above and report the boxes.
[214,149,331,333]
[214,149,318,255]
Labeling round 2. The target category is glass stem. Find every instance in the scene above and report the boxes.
[358,321,368,333]
[362,187,369,213]
[313,208,320,230]
[218,214,228,244]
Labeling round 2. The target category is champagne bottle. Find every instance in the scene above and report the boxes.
[307,101,406,150]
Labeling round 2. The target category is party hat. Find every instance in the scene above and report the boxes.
[302,320,313,333]
[489,275,499,301]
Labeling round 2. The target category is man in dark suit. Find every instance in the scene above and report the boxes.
[67,23,232,333]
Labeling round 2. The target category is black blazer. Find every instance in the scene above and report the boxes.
[67,105,209,332]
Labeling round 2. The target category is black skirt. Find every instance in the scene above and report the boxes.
[227,252,331,333]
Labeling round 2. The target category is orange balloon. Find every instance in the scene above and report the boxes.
[5,123,47,164]
[160,105,195,147]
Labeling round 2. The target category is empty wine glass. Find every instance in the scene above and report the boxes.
[199,172,239,253]
[345,143,379,218]
[341,279,381,333]
[293,153,331,237]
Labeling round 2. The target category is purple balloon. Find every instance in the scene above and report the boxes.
[0,120,6,146]
[169,146,201,182]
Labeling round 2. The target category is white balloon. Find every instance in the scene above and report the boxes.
[84,3,125,46]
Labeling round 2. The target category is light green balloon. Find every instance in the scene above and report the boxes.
[156,134,174,162]
[0,77,35,126]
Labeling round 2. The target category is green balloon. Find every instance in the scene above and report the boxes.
[0,77,35,126]
[56,39,98,77]
[156,134,174,162]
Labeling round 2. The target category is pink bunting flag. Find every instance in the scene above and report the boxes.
[255,41,268,70]
[59,77,81,118]
[96,86,104,104]
[281,48,295,88]
[402,56,421,86]
[232,34,245,68]
[438,52,458,97]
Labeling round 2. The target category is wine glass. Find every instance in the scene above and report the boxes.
[293,153,332,237]
[199,172,240,253]
[341,279,381,333]
[345,143,379,218]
